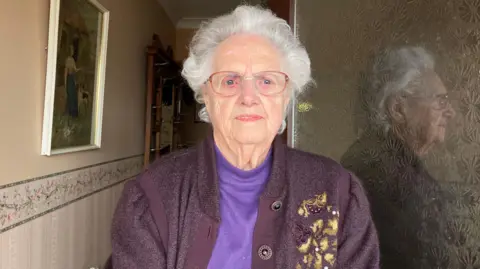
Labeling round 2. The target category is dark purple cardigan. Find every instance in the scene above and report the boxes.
[110,134,380,269]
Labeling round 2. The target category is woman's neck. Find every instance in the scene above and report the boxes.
[392,125,432,157]
[213,131,273,170]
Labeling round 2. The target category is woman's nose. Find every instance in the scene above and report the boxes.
[444,103,456,118]
[239,79,259,106]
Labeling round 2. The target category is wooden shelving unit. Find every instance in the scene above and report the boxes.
[143,34,182,169]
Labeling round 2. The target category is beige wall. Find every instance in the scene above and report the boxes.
[0,0,174,185]
[174,28,195,62]
[0,0,174,268]
[0,183,124,269]
[174,27,211,144]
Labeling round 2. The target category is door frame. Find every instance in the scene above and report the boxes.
[267,0,297,147]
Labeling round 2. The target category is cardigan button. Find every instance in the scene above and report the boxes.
[271,201,282,211]
[258,245,273,260]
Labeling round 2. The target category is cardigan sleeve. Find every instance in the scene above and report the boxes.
[337,173,380,269]
[111,180,166,269]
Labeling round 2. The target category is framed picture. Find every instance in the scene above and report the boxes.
[41,0,109,156]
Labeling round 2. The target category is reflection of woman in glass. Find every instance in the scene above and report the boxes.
[341,46,456,269]
[64,44,80,118]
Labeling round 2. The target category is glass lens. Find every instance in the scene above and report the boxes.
[210,71,286,96]
[254,72,287,95]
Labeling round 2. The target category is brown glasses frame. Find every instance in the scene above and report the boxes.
[206,71,290,96]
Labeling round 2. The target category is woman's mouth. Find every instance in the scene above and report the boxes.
[235,114,263,122]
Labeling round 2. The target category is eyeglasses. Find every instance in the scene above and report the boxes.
[206,71,289,97]
[407,93,451,110]
[432,94,450,110]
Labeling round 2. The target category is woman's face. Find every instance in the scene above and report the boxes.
[401,71,456,152]
[202,34,290,145]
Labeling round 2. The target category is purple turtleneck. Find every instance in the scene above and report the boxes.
[207,145,272,269]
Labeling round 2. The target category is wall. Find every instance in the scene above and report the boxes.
[175,28,196,62]
[0,0,174,267]
[294,0,480,266]
[0,0,174,185]
[0,167,133,269]
[174,26,211,145]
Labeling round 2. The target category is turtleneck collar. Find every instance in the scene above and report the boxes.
[214,143,273,182]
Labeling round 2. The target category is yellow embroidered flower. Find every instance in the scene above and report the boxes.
[296,194,339,269]
[298,193,328,218]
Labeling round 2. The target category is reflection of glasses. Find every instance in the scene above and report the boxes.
[408,93,450,110]
[206,71,289,97]
[432,94,450,110]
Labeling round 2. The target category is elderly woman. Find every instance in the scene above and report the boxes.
[341,46,456,268]
[111,5,379,269]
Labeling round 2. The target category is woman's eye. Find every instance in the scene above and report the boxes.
[222,76,240,87]
[258,77,276,86]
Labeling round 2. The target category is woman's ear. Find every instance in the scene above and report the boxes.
[201,84,208,104]
[387,95,407,123]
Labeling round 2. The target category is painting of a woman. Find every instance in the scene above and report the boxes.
[64,45,80,118]
[41,0,109,155]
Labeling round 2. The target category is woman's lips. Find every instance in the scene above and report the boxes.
[235,114,263,122]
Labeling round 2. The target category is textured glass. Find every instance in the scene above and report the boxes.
[295,0,480,268]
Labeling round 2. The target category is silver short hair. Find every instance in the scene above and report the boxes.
[181,5,312,133]
[367,46,435,131]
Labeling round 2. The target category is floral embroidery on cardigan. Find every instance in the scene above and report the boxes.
[298,193,329,217]
[295,193,339,269]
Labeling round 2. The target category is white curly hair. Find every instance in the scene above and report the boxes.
[367,46,435,132]
[181,4,312,133]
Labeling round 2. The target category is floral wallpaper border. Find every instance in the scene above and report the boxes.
[0,155,143,233]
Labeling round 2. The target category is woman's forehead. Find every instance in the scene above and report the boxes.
[419,71,447,95]
[212,34,282,72]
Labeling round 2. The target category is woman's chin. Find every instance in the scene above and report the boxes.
[435,129,446,144]
[230,126,269,145]
[233,132,267,145]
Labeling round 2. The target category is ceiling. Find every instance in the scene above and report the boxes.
[157,0,263,26]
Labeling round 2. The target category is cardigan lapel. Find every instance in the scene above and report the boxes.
[196,131,221,221]
[252,137,288,269]
[261,135,288,198]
